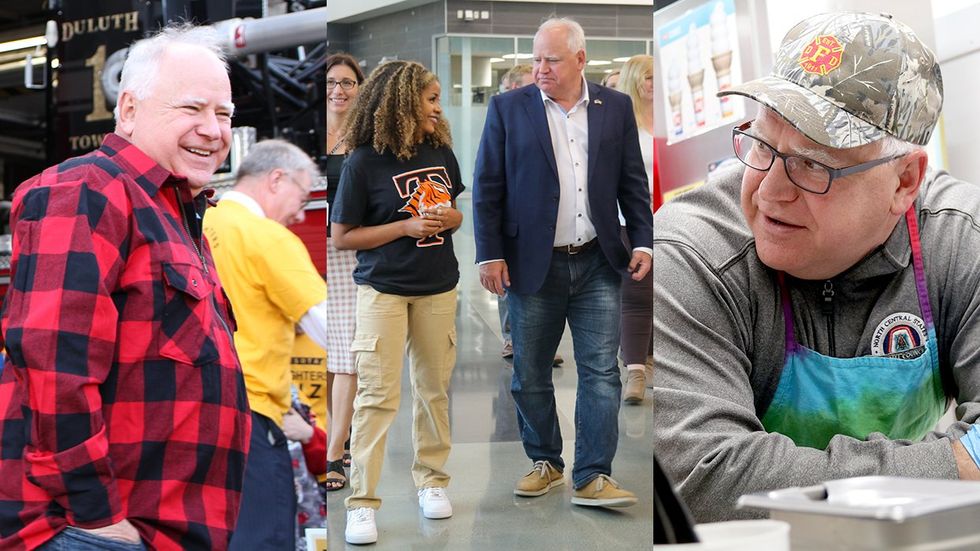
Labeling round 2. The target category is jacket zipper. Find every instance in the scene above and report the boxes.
[175,187,235,341]
[821,280,836,356]
[175,186,208,276]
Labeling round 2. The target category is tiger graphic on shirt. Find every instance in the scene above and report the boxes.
[392,166,454,247]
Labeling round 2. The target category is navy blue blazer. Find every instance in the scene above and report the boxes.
[473,81,653,295]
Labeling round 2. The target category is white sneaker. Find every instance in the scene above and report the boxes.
[345,507,378,545]
[418,487,453,519]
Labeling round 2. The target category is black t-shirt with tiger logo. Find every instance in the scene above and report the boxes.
[330,142,464,296]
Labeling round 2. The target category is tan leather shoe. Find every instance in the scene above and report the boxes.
[571,475,637,508]
[623,369,646,404]
[514,460,564,497]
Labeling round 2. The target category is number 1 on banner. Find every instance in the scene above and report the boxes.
[85,44,113,122]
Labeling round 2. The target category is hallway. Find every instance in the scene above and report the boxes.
[327,194,653,549]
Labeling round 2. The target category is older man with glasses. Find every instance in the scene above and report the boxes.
[654,11,980,523]
[203,139,327,550]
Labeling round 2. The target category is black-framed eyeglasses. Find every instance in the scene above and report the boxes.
[327,79,357,91]
[732,120,907,195]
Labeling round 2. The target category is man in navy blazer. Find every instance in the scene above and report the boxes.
[473,17,652,508]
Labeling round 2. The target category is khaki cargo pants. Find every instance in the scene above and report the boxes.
[345,285,457,510]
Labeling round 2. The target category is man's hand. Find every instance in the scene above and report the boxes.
[628,251,652,281]
[479,261,510,296]
[281,408,314,444]
[402,217,442,239]
[78,519,141,544]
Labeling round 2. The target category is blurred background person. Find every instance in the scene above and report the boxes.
[617,54,655,403]
[203,139,326,551]
[325,52,365,492]
[602,69,621,89]
[283,387,327,551]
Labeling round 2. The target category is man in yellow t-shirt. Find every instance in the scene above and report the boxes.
[203,139,327,550]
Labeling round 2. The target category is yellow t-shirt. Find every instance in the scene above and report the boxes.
[203,199,326,427]
[291,333,327,431]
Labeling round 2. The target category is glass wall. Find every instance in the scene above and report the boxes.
[434,35,651,187]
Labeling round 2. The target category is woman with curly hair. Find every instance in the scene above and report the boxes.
[330,60,464,545]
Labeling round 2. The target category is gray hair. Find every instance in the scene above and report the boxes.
[113,23,228,121]
[875,134,923,158]
[756,106,923,162]
[535,17,586,53]
[236,139,320,183]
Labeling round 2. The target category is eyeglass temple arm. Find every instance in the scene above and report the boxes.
[831,153,907,180]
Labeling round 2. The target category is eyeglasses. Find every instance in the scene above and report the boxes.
[283,173,312,207]
[732,120,907,195]
[327,79,357,91]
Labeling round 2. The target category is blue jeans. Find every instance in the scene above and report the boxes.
[498,294,511,342]
[507,245,622,489]
[39,527,145,550]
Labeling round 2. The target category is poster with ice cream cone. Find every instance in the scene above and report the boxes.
[658,0,743,144]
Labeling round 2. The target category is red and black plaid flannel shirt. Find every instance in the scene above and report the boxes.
[0,134,252,550]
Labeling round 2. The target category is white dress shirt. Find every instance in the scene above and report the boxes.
[480,77,651,265]
[541,78,594,247]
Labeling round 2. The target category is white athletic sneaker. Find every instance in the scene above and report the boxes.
[418,487,453,519]
[345,507,378,545]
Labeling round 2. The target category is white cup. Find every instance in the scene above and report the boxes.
[304,528,327,551]
[659,520,790,550]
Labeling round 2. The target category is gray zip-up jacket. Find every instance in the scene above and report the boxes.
[654,164,980,522]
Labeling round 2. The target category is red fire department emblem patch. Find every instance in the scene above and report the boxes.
[799,35,844,76]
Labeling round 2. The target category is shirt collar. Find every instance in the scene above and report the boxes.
[539,75,590,110]
[99,133,176,197]
[220,190,266,218]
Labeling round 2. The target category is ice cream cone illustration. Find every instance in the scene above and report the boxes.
[686,23,706,127]
[710,2,734,117]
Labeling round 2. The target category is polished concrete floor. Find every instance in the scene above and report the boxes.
[327,195,653,549]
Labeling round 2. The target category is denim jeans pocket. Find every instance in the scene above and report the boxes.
[59,527,145,550]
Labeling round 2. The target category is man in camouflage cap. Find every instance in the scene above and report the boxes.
[653,12,980,522]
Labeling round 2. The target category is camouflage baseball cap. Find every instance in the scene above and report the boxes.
[719,12,943,148]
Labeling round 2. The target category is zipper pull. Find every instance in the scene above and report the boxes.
[821,280,835,315]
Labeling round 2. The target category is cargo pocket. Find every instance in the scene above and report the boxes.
[443,329,458,386]
[350,335,381,389]
[159,262,219,366]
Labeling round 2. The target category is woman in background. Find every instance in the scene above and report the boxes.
[325,52,365,491]
[617,54,654,402]
[602,69,621,89]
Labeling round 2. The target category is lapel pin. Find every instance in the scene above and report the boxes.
[594,99,603,105]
